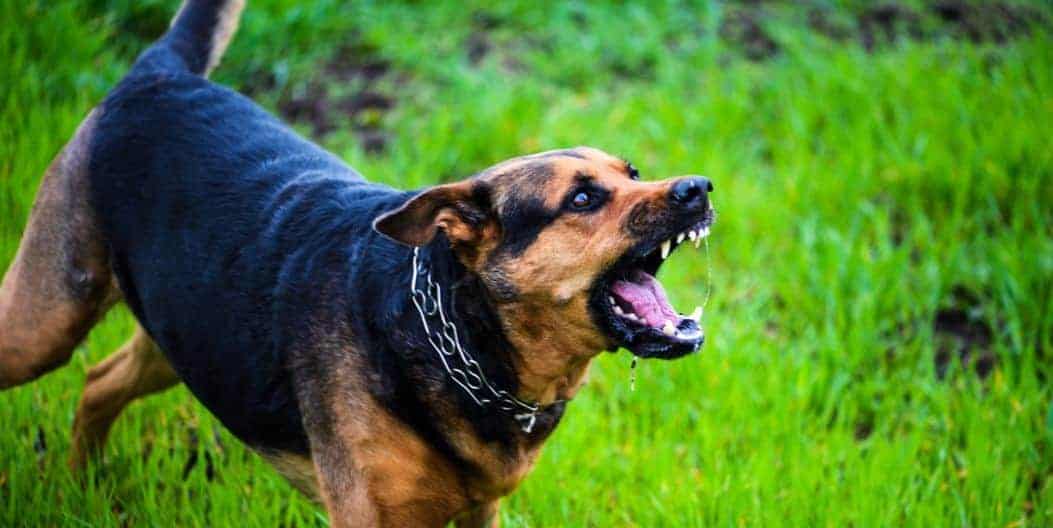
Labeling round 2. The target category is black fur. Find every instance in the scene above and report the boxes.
[87,53,564,459]
[496,195,560,257]
[492,161,562,257]
[136,0,235,76]
[359,236,564,461]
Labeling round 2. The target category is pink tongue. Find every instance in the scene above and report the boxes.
[610,270,679,327]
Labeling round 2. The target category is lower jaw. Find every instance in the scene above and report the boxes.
[625,337,702,359]
[605,323,703,359]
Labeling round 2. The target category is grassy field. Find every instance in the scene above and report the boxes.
[2,0,1052,525]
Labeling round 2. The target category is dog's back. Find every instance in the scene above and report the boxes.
[90,74,336,452]
[86,2,407,452]
[0,0,401,453]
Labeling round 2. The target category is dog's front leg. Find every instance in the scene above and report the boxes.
[454,500,501,528]
[310,444,381,528]
[308,426,471,527]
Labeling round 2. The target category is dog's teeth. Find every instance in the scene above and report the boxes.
[694,236,702,248]
[613,305,624,316]
[688,230,697,242]
[662,320,676,336]
[689,306,702,321]
[609,296,616,306]
[677,233,685,244]
[700,226,710,238]
[626,313,639,322]
[660,240,672,259]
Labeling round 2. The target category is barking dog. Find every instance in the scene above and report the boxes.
[0,1,714,526]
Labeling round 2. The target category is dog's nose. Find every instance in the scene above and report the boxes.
[669,176,712,209]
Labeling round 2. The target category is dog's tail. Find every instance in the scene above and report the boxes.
[131,0,246,77]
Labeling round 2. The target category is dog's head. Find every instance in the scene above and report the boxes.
[375,147,714,367]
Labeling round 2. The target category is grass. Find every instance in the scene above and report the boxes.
[2,0,1052,525]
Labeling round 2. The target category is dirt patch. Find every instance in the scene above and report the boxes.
[858,3,924,51]
[854,417,874,441]
[466,32,493,65]
[731,1,1050,60]
[462,11,539,74]
[265,43,398,154]
[933,285,995,380]
[465,10,503,65]
[808,8,854,41]
[472,10,504,31]
[720,7,779,61]
[858,1,1049,51]
[931,1,1047,43]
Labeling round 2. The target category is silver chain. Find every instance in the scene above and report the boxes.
[409,247,540,434]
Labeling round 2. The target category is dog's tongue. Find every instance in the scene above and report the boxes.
[610,270,679,327]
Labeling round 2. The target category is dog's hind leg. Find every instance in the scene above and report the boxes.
[0,108,120,389]
[69,325,178,468]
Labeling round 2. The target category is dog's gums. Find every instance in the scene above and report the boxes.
[592,217,713,359]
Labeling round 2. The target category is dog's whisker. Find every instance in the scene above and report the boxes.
[702,230,713,319]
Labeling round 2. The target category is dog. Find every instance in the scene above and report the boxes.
[0,1,714,526]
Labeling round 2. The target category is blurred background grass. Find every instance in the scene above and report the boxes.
[2,0,1052,525]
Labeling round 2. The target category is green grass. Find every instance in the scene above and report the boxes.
[2,0,1052,525]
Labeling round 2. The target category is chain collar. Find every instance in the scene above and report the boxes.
[409,247,540,434]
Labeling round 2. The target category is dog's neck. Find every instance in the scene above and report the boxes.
[488,305,598,402]
[420,242,599,407]
[370,237,570,445]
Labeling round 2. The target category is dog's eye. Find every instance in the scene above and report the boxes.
[627,163,640,180]
[565,185,608,212]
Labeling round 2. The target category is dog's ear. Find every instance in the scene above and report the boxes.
[373,180,494,247]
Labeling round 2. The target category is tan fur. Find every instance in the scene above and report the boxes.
[205,0,245,75]
[304,336,456,527]
[259,450,321,501]
[0,108,120,389]
[472,147,682,403]
[69,325,179,468]
[453,500,501,528]
[169,0,246,76]
[296,324,537,527]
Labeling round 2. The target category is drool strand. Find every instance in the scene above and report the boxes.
[702,235,712,317]
[629,356,637,392]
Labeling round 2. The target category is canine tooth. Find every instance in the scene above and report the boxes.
[662,320,676,336]
[614,305,624,316]
[609,296,616,305]
[689,306,702,321]
[660,240,672,259]
[626,313,639,321]
[700,226,710,238]
[688,230,697,242]
[694,236,702,248]
[677,233,685,244]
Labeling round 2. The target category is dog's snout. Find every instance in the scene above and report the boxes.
[669,177,712,209]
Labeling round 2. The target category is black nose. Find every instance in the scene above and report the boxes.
[669,177,713,209]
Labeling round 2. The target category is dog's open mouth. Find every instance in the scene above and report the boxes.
[591,219,712,359]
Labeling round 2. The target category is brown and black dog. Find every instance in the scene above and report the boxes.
[0,1,714,526]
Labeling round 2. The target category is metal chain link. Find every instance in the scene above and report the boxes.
[410,248,539,433]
